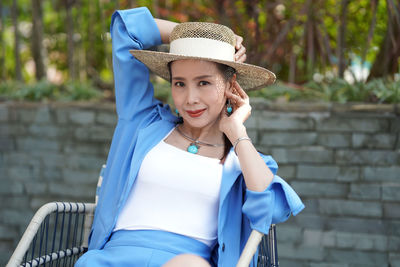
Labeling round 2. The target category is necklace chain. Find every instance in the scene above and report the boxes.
[175,125,224,148]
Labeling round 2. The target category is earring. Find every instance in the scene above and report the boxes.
[175,108,180,116]
[226,100,233,115]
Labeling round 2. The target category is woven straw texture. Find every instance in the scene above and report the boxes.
[130,22,276,90]
[170,22,236,46]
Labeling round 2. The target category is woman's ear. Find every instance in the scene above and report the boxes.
[228,74,237,92]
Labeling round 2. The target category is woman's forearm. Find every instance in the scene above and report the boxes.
[154,18,179,44]
[234,131,274,192]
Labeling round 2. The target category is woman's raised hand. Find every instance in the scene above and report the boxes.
[219,81,251,143]
[234,35,247,63]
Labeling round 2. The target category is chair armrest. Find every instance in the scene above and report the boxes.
[236,229,264,267]
[7,202,96,267]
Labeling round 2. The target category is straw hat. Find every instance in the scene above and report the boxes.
[130,22,276,91]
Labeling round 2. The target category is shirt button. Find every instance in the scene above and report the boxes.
[222,243,225,252]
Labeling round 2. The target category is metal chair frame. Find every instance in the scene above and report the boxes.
[7,166,278,267]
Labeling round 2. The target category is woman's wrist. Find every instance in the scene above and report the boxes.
[226,124,248,145]
[154,18,178,44]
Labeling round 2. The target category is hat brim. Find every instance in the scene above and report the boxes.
[129,50,276,91]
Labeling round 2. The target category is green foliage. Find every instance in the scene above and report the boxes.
[0,80,102,101]
[248,78,400,104]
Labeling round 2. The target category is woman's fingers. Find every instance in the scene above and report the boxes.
[232,81,249,101]
[234,35,246,62]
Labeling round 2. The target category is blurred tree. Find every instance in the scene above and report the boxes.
[31,0,46,80]
[0,0,5,80]
[369,0,400,79]
[11,0,22,81]
[64,0,76,80]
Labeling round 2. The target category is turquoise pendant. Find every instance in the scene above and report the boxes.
[187,143,199,154]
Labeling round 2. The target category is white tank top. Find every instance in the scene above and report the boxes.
[114,129,223,247]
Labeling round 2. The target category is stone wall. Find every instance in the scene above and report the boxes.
[0,100,399,266]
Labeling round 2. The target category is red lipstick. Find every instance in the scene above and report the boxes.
[186,108,206,118]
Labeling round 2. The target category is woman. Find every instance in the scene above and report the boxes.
[75,6,304,267]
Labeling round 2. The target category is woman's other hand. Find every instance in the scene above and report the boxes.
[234,35,247,63]
[219,81,251,143]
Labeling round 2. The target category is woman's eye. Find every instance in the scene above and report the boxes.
[174,81,184,87]
[199,81,210,86]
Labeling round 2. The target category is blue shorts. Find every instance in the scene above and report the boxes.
[75,230,212,267]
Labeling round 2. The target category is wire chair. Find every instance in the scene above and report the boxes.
[7,165,278,267]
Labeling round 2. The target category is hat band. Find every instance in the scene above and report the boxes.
[170,38,235,62]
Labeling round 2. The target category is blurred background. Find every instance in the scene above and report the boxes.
[0,0,399,266]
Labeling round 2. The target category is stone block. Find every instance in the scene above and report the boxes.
[258,112,315,130]
[260,132,317,146]
[329,217,386,235]
[55,108,68,124]
[277,164,296,179]
[66,155,104,170]
[96,112,117,126]
[335,232,387,251]
[43,167,63,180]
[24,182,48,195]
[291,181,348,198]
[0,105,8,122]
[0,180,23,194]
[310,263,348,267]
[272,147,334,164]
[0,137,14,151]
[7,167,33,181]
[387,221,400,236]
[68,109,95,124]
[0,224,18,240]
[349,183,381,200]
[389,237,400,251]
[364,166,400,182]
[316,117,389,133]
[276,225,303,243]
[1,209,33,225]
[327,249,387,265]
[382,184,400,201]
[389,253,400,267]
[0,196,30,209]
[317,133,351,148]
[16,137,60,152]
[337,166,360,182]
[301,199,319,214]
[49,183,96,198]
[352,133,396,149]
[28,125,67,138]
[390,117,400,132]
[18,106,52,124]
[278,242,325,261]
[384,203,400,219]
[297,165,340,180]
[336,150,398,165]
[319,199,382,218]
[62,169,100,184]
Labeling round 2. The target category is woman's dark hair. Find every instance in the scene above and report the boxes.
[168,61,237,162]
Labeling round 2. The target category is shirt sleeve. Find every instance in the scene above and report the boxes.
[110,7,163,120]
[241,155,305,234]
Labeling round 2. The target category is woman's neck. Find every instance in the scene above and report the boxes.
[179,122,224,145]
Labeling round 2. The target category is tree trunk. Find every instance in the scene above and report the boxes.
[127,0,135,8]
[12,0,23,81]
[0,0,5,80]
[368,0,400,79]
[65,0,76,80]
[31,0,46,80]
[337,0,349,78]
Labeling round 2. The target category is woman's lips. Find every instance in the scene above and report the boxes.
[186,108,206,117]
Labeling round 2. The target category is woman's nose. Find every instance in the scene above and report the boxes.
[186,87,199,104]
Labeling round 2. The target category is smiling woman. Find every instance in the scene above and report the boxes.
[74,6,304,267]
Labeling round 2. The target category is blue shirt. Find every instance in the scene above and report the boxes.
[88,7,305,267]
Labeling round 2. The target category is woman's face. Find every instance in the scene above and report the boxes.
[170,59,231,129]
